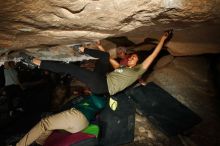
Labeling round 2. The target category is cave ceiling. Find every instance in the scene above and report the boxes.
[0,0,220,63]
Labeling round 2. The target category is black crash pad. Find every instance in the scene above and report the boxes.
[99,93,135,146]
[127,82,201,136]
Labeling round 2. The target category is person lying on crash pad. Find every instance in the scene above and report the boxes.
[15,92,106,146]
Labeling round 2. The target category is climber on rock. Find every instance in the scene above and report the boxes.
[20,30,172,96]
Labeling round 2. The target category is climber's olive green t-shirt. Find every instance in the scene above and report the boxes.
[107,64,146,95]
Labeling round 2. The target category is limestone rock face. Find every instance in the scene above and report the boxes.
[143,55,220,146]
[0,0,220,58]
[121,54,220,146]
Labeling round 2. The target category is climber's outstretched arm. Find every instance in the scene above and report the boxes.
[142,31,171,70]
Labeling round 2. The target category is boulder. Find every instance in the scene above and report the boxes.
[0,0,219,59]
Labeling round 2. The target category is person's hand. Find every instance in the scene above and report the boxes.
[95,40,106,51]
[95,40,102,47]
[161,29,173,41]
[32,58,41,66]
[79,46,85,53]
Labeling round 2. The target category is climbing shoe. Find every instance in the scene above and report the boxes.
[19,52,37,69]
[72,44,82,52]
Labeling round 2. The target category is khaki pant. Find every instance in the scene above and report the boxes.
[16,108,89,146]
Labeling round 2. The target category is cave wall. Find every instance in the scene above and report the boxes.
[1,1,220,145]
[0,0,220,59]
[132,54,220,146]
